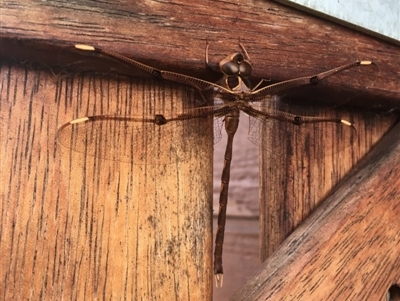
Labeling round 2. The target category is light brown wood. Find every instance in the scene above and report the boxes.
[260,107,399,258]
[1,1,399,300]
[232,121,400,300]
[0,63,213,300]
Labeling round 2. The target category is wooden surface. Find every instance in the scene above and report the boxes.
[260,106,399,259]
[232,121,400,301]
[1,0,399,109]
[1,0,400,300]
[0,63,213,300]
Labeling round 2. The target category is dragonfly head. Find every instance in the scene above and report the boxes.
[219,52,252,78]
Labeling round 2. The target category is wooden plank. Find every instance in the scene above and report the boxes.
[0,1,399,300]
[0,62,213,300]
[232,121,400,300]
[0,0,399,109]
[260,107,399,259]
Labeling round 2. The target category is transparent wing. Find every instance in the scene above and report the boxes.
[58,106,226,165]
[248,60,373,104]
[247,96,357,160]
[213,116,224,145]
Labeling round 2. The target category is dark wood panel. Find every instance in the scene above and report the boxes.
[0,0,399,109]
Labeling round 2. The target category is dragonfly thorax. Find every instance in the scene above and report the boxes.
[222,75,252,95]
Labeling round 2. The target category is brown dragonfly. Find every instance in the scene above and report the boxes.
[58,42,371,287]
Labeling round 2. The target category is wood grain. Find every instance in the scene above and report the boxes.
[0,62,213,300]
[233,121,400,300]
[0,1,399,300]
[0,0,399,109]
[260,106,399,259]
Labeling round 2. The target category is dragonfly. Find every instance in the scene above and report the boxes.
[58,42,372,287]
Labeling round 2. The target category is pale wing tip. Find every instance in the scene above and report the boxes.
[70,117,90,124]
[341,119,352,126]
[75,44,95,51]
[360,60,372,65]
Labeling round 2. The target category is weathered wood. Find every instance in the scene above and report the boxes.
[0,0,399,109]
[0,1,399,300]
[232,121,400,300]
[0,62,213,300]
[260,107,399,259]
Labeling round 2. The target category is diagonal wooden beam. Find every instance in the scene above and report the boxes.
[232,121,400,301]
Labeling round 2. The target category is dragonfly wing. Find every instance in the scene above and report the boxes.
[73,45,236,106]
[213,116,224,145]
[247,100,357,160]
[249,60,372,102]
[58,107,217,165]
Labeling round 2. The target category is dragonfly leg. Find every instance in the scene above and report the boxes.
[253,78,272,90]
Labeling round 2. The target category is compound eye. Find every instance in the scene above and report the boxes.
[239,61,252,77]
[221,61,239,75]
[219,53,252,77]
